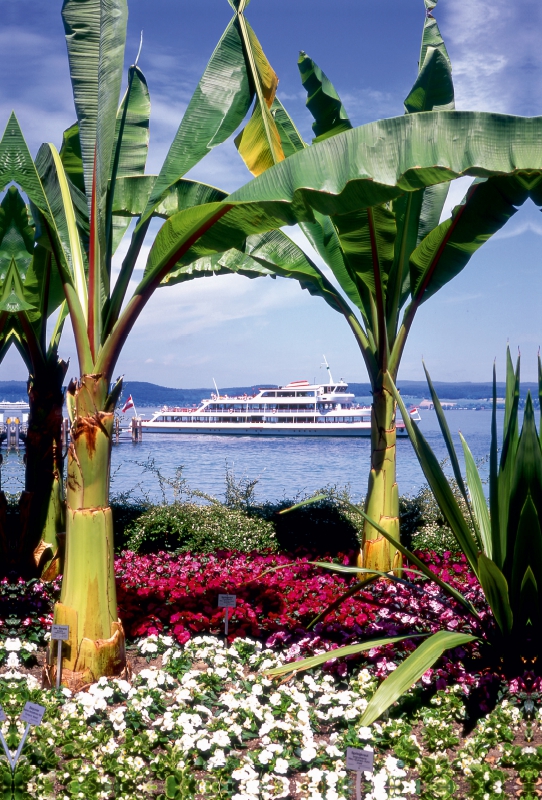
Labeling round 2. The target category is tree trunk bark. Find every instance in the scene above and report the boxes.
[19,366,67,579]
[358,381,402,574]
[46,374,126,690]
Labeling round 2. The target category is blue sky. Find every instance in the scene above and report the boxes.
[1,0,541,387]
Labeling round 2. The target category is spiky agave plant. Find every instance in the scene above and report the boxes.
[266,348,542,726]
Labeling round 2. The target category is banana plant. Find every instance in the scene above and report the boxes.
[234,0,533,574]
[0,187,68,580]
[266,348,542,725]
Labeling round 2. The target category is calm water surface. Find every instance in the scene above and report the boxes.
[99,408,504,504]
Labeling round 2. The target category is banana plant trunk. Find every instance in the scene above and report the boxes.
[19,366,67,579]
[47,374,125,690]
[359,378,402,574]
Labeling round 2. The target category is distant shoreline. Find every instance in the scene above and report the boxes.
[0,379,537,407]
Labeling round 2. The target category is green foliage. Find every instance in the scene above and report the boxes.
[400,482,470,555]
[257,488,363,554]
[125,502,277,555]
[110,501,151,552]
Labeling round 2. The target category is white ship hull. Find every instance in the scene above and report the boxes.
[140,421,408,437]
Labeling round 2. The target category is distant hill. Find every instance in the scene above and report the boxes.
[0,379,537,407]
[122,380,540,406]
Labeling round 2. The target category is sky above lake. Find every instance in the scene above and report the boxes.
[0,0,541,388]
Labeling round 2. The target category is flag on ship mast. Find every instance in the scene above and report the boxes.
[121,395,137,417]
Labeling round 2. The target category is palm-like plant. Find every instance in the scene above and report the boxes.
[267,349,542,726]
[0,187,68,579]
[233,0,530,573]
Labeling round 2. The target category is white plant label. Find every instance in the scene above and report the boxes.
[51,624,70,641]
[20,702,45,726]
[218,594,236,608]
[346,747,374,773]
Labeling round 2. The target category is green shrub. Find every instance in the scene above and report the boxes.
[399,484,467,555]
[111,502,150,552]
[124,502,277,554]
[255,492,362,554]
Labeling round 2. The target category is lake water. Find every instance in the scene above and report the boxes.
[0,408,508,504]
[100,408,504,504]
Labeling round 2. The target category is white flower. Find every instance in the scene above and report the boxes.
[358,726,373,740]
[211,730,231,748]
[300,746,317,762]
[196,738,211,752]
[207,749,227,769]
[232,764,258,782]
[258,750,273,765]
[6,653,20,668]
[5,639,21,652]
[274,758,289,775]
[251,684,263,696]
[108,707,126,731]
[140,641,158,654]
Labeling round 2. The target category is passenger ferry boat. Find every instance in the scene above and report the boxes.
[141,376,420,438]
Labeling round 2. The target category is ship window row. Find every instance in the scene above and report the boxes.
[203,403,353,412]
[153,415,370,424]
[261,390,316,398]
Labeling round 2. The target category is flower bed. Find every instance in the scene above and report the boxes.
[114,549,488,690]
[0,632,538,800]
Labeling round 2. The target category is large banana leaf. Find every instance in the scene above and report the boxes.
[234,16,284,175]
[408,176,526,307]
[297,52,352,143]
[62,0,128,219]
[59,123,85,194]
[112,177,227,219]
[271,98,306,157]
[109,66,151,255]
[111,66,150,179]
[142,14,253,221]
[359,631,475,726]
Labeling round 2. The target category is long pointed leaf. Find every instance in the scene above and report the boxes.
[460,433,492,558]
[390,377,480,573]
[477,554,512,635]
[265,635,427,678]
[359,631,475,726]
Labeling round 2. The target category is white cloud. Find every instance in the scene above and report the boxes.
[440,0,541,115]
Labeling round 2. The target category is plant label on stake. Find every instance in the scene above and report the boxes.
[11,703,45,772]
[51,624,69,689]
[0,706,12,769]
[218,595,236,636]
[346,747,374,800]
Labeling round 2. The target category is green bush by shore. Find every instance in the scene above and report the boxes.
[111,481,465,556]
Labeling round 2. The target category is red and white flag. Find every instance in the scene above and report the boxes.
[122,395,135,413]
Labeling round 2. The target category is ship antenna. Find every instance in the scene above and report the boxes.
[321,355,334,384]
[213,378,220,399]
